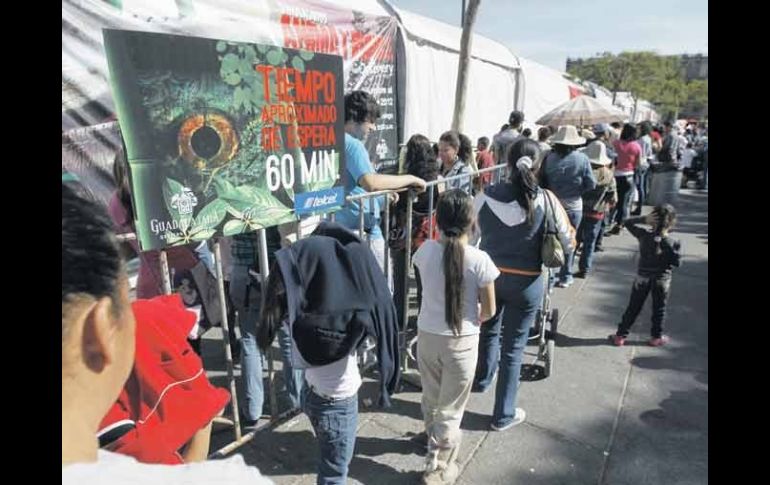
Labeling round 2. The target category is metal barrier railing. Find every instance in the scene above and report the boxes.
[120,162,509,458]
[344,163,508,382]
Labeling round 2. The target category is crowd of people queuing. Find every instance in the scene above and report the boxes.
[63,90,696,485]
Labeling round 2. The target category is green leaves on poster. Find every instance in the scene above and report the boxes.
[223,72,242,86]
[218,42,270,114]
[298,49,315,61]
[233,86,246,109]
[266,49,283,66]
[242,46,258,64]
[213,177,239,200]
[291,56,305,73]
[223,219,248,236]
[189,198,228,234]
[162,178,226,245]
[190,229,217,241]
[221,53,240,72]
[214,178,295,233]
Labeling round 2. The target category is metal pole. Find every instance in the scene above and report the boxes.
[209,407,301,459]
[461,0,466,26]
[213,241,242,440]
[358,199,365,239]
[159,250,172,295]
[383,195,391,285]
[368,197,377,250]
[257,228,279,423]
[402,192,414,374]
[427,185,435,240]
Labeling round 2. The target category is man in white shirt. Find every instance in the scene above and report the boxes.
[62,186,271,484]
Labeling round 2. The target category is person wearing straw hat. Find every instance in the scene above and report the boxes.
[575,141,617,278]
[580,128,596,143]
[538,126,597,288]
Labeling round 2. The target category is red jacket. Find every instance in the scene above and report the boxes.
[98,294,230,464]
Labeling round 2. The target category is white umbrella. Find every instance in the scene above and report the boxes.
[536,95,628,126]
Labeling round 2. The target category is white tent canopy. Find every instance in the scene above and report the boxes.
[390,5,522,145]
[63,0,656,169]
[517,56,587,131]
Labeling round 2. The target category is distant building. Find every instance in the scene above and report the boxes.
[676,54,708,82]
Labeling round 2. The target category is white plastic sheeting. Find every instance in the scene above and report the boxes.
[392,6,521,144]
[613,92,660,123]
[62,0,284,131]
[517,56,585,130]
[585,82,660,123]
[394,6,520,69]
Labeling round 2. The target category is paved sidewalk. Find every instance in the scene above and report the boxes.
[205,189,708,485]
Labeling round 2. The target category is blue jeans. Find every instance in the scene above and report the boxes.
[612,175,634,226]
[578,217,604,273]
[230,264,264,422]
[474,273,544,427]
[595,217,606,249]
[302,387,358,485]
[277,324,305,409]
[558,209,582,283]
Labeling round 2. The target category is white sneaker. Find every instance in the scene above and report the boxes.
[490,408,526,431]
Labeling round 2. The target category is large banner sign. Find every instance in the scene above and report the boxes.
[63,1,400,213]
[104,29,345,250]
[276,1,399,170]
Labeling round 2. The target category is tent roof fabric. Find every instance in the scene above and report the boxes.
[391,5,520,70]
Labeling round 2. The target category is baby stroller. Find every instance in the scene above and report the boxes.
[529,268,559,377]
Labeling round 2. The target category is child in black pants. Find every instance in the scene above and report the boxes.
[610,204,682,347]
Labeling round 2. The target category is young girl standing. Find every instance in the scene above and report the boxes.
[610,204,682,346]
[413,189,499,485]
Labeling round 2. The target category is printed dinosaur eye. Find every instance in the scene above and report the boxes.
[178,112,239,169]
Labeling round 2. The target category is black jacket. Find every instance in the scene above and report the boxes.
[274,222,400,407]
[624,217,682,278]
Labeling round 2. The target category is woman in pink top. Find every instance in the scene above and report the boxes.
[608,124,641,235]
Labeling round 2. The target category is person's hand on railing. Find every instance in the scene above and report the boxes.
[408,175,427,193]
[388,192,399,205]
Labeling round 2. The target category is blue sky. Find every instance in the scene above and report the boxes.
[388,0,708,71]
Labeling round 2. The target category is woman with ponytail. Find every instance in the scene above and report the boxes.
[609,204,682,347]
[473,138,574,431]
[412,189,499,484]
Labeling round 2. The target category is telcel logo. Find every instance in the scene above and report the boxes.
[304,193,339,209]
[296,187,344,215]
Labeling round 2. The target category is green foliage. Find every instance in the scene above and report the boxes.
[568,52,707,120]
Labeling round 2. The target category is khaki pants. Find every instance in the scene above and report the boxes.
[418,330,479,454]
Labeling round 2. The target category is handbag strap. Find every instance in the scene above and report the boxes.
[542,189,558,235]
